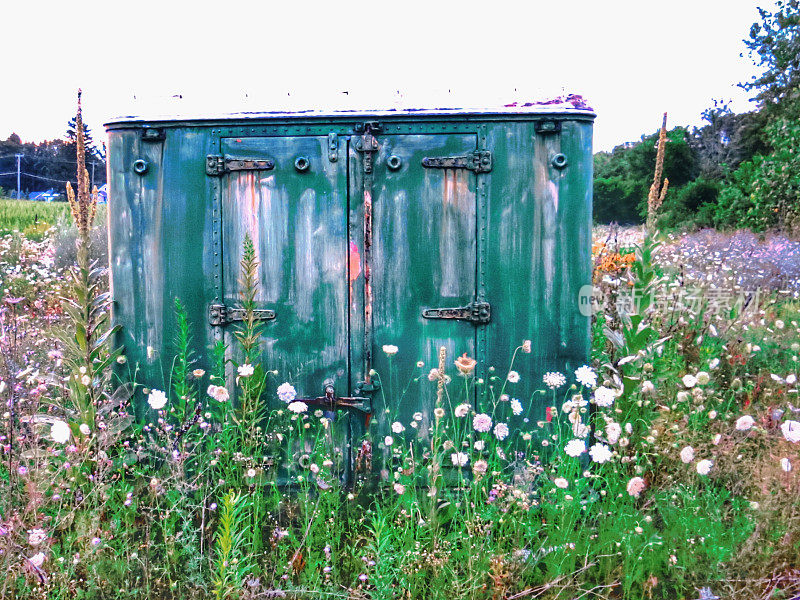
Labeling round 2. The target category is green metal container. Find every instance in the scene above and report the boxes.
[105,105,595,467]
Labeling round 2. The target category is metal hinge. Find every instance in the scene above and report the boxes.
[422,301,491,324]
[206,155,275,176]
[421,150,492,173]
[208,303,276,326]
[141,127,166,142]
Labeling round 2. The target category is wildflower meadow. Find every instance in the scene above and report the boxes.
[0,113,799,600]
[0,198,797,600]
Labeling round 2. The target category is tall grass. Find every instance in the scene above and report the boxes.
[0,197,71,235]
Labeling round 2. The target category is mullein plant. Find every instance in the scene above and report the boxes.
[58,89,123,432]
[646,112,670,235]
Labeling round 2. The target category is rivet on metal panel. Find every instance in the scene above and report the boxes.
[551,153,568,169]
[386,155,402,171]
[133,159,148,175]
[295,156,310,172]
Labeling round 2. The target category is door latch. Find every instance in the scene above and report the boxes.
[206,155,275,176]
[354,122,382,174]
[421,150,492,173]
[297,381,373,426]
[422,301,491,324]
[208,303,276,326]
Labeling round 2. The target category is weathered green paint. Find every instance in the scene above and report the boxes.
[105,107,594,475]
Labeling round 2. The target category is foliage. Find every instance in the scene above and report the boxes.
[594,2,799,233]
[713,117,800,232]
[741,0,800,120]
[0,90,106,197]
[593,126,698,225]
[0,221,797,598]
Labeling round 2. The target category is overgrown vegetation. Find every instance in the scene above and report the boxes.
[594,1,800,233]
[0,126,799,597]
[0,6,798,598]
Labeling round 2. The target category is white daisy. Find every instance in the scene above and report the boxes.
[147,389,168,410]
[588,443,612,464]
[696,459,714,475]
[287,401,308,414]
[493,423,510,441]
[277,382,297,403]
[473,413,492,433]
[575,365,597,388]
[450,452,469,467]
[454,403,471,418]
[564,439,586,457]
[593,386,616,408]
[237,363,255,377]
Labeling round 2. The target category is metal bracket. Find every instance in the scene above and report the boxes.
[535,120,562,135]
[208,303,276,326]
[297,382,373,426]
[141,127,166,142]
[205,155,275,176]
[354,124,381,174]
[422,301,491,324]
[421,150,492,173]
[354,121,382,134]
[328,133,338,162]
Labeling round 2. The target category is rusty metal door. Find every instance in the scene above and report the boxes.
[349,129,487,464]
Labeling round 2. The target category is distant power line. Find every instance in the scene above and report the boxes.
[0,155,104,165]
[0,171,78,184]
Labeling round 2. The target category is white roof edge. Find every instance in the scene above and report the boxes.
[105,104,596,127]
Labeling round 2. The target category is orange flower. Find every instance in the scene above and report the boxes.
[454,353,477,376]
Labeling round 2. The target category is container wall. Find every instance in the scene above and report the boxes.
[107,115,593,424]
[107,127,217,405]
[483,119,593,420]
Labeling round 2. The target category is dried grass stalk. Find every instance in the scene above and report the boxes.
[646,112,669,232]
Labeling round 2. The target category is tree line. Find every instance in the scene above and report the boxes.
[0,118,106,199]
[594,1,799,233]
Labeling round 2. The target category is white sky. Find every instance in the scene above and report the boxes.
[2,0,774,152]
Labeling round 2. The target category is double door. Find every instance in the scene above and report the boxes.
[213,125,490,477]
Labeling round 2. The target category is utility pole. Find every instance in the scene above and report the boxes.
[91,160,96,189]
[15,154,22,199]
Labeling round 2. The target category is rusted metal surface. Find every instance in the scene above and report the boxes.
[105,106,595,478]
[421,150,492,173]
[354,123,381,388]
[205,155,275,176]
[295,382,372,428]
[422,301,491,324]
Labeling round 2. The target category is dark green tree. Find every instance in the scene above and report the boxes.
[741,0,800,119]
[593,127,699,225]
